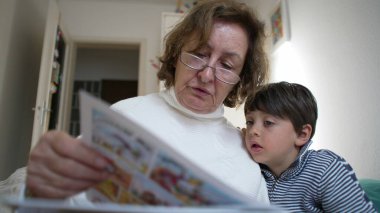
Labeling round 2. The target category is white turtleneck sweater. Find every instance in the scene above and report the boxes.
[110,88,269,203]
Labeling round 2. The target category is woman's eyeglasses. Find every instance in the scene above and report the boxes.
[179,52,241,85]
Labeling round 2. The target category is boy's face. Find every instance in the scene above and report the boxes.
[244,110,306,176]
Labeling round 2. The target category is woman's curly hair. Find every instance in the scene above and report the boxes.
[157,0,269,108]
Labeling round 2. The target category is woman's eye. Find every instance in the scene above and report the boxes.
[221,62,233,70]
[194,52,207,59]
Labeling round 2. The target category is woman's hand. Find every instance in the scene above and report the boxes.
[26,130,112,198]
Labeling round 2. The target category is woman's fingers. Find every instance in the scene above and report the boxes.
[47,132,111,171]
[26,130,112,198]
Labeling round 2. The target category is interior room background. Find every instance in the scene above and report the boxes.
[0,0,379,180]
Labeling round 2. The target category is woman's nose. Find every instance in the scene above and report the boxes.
[198,66,215,83]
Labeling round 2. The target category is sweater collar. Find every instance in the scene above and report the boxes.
[159,87,224,120]
[261,140,313,180]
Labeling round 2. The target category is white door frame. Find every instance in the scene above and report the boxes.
[60,36,147,132]
[31,0,60,149]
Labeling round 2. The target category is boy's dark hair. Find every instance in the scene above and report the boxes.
[244,81,318,139]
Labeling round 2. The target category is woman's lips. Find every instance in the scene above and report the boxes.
[192,87,211,96]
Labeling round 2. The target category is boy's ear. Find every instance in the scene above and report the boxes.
[295,124,312,146]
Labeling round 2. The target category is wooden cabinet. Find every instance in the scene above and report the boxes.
[161,12,184,50]
[159,12,184,91]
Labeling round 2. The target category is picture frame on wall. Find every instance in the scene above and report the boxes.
[270,0,291,53]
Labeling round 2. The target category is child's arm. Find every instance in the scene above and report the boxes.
[319,153,376,212]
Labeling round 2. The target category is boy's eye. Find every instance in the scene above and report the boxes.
[245,120,254,126]
[263,120,274,127]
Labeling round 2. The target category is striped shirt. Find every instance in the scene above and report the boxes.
[261,141,377,212]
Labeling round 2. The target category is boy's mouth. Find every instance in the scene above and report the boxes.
[252,144,261,148]
[252,144,262,149]
[249,143,263,153]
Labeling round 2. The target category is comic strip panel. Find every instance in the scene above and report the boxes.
[91,109,154,174]
[149,152,242,206]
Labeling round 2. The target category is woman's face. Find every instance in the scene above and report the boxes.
[174,20,248,114]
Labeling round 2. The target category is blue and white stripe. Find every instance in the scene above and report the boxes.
[261,141,377,212]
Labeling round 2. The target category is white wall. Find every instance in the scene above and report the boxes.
[252,0,380,179]
[58,0,178,95]
[0,0,50,179]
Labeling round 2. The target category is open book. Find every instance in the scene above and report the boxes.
[80,91,251,207]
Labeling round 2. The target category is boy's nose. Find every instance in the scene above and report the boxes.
[248,126,260,137]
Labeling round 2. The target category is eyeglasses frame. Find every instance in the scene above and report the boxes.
[179,52,241,85]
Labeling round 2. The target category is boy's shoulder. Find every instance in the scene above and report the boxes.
[305,149,349,169]
[308,149,345,161]
[296,149,353,181]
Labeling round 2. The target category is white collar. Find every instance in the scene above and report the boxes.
[159,87,224,120]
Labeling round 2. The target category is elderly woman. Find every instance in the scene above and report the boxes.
[20,0,270,204]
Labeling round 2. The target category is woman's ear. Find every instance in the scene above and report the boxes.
[295,124,312,147]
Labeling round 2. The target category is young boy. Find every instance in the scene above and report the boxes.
[244,81,377,212]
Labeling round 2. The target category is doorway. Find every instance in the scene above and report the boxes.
[65,40,145,136]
